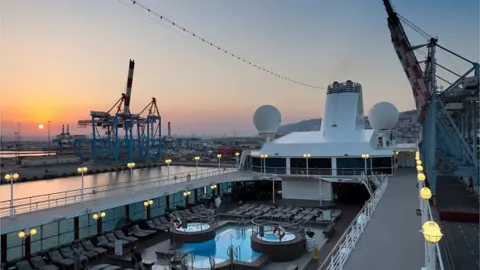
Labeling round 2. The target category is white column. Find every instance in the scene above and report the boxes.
[286,157,291,175]
[331,158,337,176]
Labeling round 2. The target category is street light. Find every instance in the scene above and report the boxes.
[92,211,106,220]
[127,162,136,182]
[194,156,200,179]
[77,167,88,201]
[216,154,222,169]
[165,159,172,181]
[4,173,20,216]
[361,154,370,175]
[421,221,443,270]
[260,154,268,175]
[303,153,311,176]
[143,200,154,207]
[18,228,37,239]
[235,152,241,168]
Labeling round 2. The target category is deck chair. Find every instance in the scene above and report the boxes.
[114,230,139,243]
[60,246,88,265]
[81,240,108,256]
[105,232,129,246]
[75,244,98,259]
[96,235,115,249]
[88,264,113,270]
[30,256,59,270]
[131,225,155,238]
[16,260,34,270]
[47,250,74,269]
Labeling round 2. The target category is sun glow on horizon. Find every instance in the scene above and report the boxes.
[38,124,45,129]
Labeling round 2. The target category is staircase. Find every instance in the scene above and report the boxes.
[238,150,251,170]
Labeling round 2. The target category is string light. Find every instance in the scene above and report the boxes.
[122,0,324,89]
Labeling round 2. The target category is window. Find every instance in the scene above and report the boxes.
[41,222,59,250]
[151,196,166,218]
[130,202,146,221]
[6,231,23,261]
[103,206,125,232]
[79,214,97,239]
[58,219,75,246]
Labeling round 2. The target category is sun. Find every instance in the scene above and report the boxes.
[38,124,45,130]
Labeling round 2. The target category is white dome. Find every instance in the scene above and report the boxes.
[253,105,281,134]
[368,102,399,130]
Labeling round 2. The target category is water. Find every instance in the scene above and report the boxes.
[0,165,208,201]
[257,231,296,242]
[176,223,211,233]
[179,226,261,268]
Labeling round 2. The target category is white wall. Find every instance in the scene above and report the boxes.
[282,178,332,201]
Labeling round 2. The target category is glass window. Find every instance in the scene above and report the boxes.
[6,231,23,261]
[42,222,59,238]
[79,214,97,239]
[59,219,74,234]
[41,236,59,250]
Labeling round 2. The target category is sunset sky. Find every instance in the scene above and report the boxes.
[0,0,478,138]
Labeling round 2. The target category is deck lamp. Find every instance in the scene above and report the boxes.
[420,187,432,200]
[235,152,240,168]
[183,190,191,197]
[5,173,20,216]
[260,154,268,174]
[210,184,217,190]
[422,221,443,243]
[77,167,88,201]
[416,160,422,165]
[361,154,370,175]
[216,154,222,169]
[417,173,426,182]
[303,153,311,176]
[92,211,106,220]
[18,228,37,239]
[127,162,136,183]
[235,152,240,157]
[165,159,172,181]
[416,165,423,172]
[143,200,154,207]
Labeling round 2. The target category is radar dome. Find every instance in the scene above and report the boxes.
[253,105,281,134]
[368,102,399,130]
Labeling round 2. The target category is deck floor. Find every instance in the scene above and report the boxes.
[343,168,424,270]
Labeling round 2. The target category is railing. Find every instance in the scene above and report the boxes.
[251,166,394,176]
[0,168,237,216]
[426,200,447,270]
[318,174,389,270]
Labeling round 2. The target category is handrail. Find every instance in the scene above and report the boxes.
[426,200,446,270]
[318,175,389,270]
[251,166,394,176]
[0,168,236,216]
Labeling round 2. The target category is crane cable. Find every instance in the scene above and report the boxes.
[121,0,325,89]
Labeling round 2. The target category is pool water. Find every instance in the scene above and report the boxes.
[176,222,210,232]
[257,231,296,242]
[179,226,261,268]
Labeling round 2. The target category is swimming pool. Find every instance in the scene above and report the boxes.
[175,222,211,232]
[178,225,261,268]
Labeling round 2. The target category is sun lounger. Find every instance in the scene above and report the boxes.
[115,230,139,243]
[146,220,168,231]
[16,260,35,270]
[81,240,108,255]
[60,246,88,264]
[106,233,130,246]
[30,256,60,270]
[75,243,98,259]
[97,235,115,249]
[47,250,74,269]
[131,225,155,238]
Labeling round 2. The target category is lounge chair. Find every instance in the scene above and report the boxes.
[16,260,35,270]
[75,243,98,259]
[47,250,74,269]
[101,266,121,270]
[81,240,108,256]
[30,256,60,270]
[146,220,168,231]
[89,264,112,270]
[152,218,170,227]
[114,230,139,243]
[105,233,129,246]
[60,246,88,265]
[131,225,155,238]
[97,235,115,249]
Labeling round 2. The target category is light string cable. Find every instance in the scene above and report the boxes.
[122,0,324,89]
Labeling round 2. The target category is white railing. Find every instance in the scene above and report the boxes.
[0,168,237,216]
[426,200,446,270]
[319,174,389,270]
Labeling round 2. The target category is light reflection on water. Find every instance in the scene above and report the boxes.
[0,166,210,200]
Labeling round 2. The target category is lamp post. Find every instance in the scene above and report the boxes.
[422,221,443,270]
[127,162,136,182]
[216,154,222,169]
[183,190,191,208]
[77,167,88,201]
[260,154,268,175]
[361,154,370,175]
[92,211,106,220]
[303,153,311,176]
[143,200,153,219]
[4,173,19,216]
[18,228,38,259]
[210,184,217,197]
[194,156,200,179]
[235,152,240,168]
[18,228,37,239]
[165,159,172,181]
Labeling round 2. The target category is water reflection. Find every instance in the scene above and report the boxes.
[0,166,206,201]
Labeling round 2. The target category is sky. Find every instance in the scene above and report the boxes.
[0,0,479,138]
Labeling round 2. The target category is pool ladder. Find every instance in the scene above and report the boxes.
[227,245,242,262]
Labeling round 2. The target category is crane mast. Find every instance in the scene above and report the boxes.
[383,0,431,123]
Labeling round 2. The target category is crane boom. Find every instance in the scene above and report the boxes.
[383,0,431,122]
